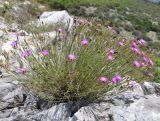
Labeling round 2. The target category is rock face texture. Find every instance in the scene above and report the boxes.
[0,77,24,111]
[0,76,160,121]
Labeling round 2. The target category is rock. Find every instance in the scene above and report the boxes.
[143,82,160,95]
[110,95,160,121]
[146,31,159,42]
[133,83,144,96]
[0,30,3,37]
[0,77,24,110]
[23,1,31,5]
[0,17,7,30]
[1,41,14,53]
[122,20,133,28]
[84,6,97,15]
[35,103,72,121]
[119,28,133,37]
[4,1,9,6]
[69,106,98,121]
[39,10,73,28]
[0,81,160,121]
[152,21,159,26]
[8,23,18,32]
[0,91,38,121]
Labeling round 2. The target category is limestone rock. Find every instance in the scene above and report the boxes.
[35,103,72,121]
[0,77,24,110]
[39,10,73,28]
[143,82,160,95]
[146,31,159,42]
[111,95,160,121]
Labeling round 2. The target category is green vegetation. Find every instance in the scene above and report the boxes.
[5,21,154,102]
[37,0,160,83]
[37,0,160,46]
[154,57,160,82]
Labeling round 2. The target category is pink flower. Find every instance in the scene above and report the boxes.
[131,47,141,55]
[140,51,145,56]
[129,81,138,89]
[99,76,108,83]
[112,75,123,84]
[149,48,154,52]
[56,27,64,33]
[11,41,17,48]
[138,39,145,46]
[132,42,138,48]
[19,67,26,74]
[118,41,124,46]
[41,50,49,56]
[143,56,154,66]
[148,59,154,66]
[112,30,117,35]
[107,54,114,61]
[141,62,147,67]
[68,54,76,61]
[60,34,65,40]
[109,49,116,55]
[21,50,32,58]
[133,60,141,68]
[81,38,88,46]
[143,56,149,63]
[145,70,153,77]
[79,19,85,24]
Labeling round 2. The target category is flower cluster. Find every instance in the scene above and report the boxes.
[107,49,116,61]
[130,39,153,77]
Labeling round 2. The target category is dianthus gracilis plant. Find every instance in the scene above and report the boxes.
[8,19,154,103]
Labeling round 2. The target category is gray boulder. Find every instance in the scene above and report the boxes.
[0,77,24,110]
[39,10,73,28]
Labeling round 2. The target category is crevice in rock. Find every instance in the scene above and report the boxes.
[0,103,24,111]
[36,99,52,110]
[108,114,114,121]
[22,94,27,103]
[70,100,91,117]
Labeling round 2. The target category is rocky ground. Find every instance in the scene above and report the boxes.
[1,76,160,121]
[0,0,160,121]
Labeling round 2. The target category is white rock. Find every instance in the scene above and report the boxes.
[23,1,31,5]
[4,1,9,6]
[69,106,98,121]
[0,55,5,65]
[1,41,14,53]
[111,95,160,121]
[39,10,73,28]
[36,103,71,121]
[132,83,144,96]
[144,82,160,95]
[146,31,159,42]
[0,30,4,37]
[0,22,7,30]
[0,78,24,110]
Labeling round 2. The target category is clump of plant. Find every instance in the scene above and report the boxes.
[6,19,154,103]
